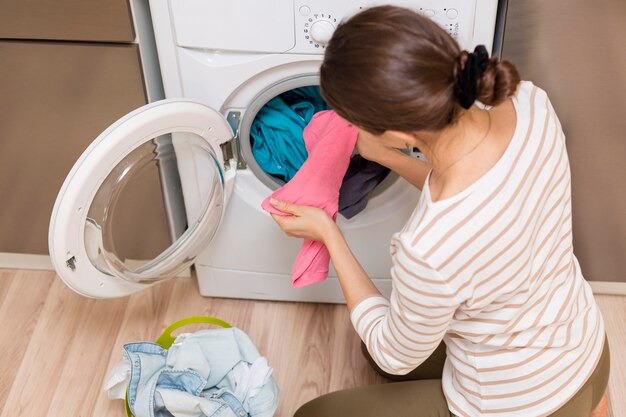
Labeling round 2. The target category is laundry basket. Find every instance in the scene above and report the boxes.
[104,316,280,417]
[124,316,233,417]
[124,316,232,417]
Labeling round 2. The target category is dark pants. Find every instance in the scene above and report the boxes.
[294,338,610,417]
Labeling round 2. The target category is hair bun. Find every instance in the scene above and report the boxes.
[477,58,521,106]
[454,45,490,109]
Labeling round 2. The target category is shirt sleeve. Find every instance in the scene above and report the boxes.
[350,234,461,375]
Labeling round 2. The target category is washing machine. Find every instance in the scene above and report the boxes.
[48,0,500,301]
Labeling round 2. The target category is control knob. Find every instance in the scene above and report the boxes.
[310,20,335,45]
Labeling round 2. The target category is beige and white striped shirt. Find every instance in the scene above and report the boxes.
[351,81,605,417]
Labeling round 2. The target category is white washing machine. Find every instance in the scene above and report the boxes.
[48,0,500,301]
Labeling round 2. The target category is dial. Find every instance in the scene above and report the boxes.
[310,20,335,46]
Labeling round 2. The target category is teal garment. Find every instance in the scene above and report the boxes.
[251,87,328,182]
[280,86,329,113]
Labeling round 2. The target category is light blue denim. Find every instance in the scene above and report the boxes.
[124,327,279,417]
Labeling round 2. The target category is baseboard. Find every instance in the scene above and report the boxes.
[588,281,626,296]
[0,252,623,295]
[0,252,191,277]
[0,252,53,270]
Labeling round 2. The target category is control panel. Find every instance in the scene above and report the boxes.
[291,0,490,54]
[298,7,339,50]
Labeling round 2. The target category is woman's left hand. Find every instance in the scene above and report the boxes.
[269,198,338,243]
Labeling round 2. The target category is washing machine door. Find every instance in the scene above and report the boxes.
[49,99,237,298]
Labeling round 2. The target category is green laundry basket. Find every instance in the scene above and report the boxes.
[124,316,233,417]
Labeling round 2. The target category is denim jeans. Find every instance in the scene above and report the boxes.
[122,327,279,417]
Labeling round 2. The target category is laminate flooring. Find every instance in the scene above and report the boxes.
[0,269,623,417]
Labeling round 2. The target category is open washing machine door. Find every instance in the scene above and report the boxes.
[49,99,237,298]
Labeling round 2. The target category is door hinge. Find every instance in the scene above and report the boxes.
[220,138,238,171]
[66,256,76,271]
[226,111,247,169]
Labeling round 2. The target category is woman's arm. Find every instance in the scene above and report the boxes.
[356,131,430,190]
[376,149,430,190]
[323,223,382,310]
[270,199,458,375]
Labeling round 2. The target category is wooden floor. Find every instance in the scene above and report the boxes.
[0,269,623,417]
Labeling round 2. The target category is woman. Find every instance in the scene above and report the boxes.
[269,6,609,417]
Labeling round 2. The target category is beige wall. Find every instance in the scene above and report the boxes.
[502,0,626,282]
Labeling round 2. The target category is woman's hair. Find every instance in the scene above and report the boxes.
[320,5,521,134]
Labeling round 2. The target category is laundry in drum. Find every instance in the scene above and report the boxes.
[251,86,389,219]
[251,86,329,182]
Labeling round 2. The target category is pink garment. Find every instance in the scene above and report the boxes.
[262,110,358,287]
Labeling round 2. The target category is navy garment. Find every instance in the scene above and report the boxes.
[280,86,329,112]
[339,155,390,219]
[251,87,329,182]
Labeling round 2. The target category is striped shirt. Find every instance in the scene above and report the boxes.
[351,81,605,417]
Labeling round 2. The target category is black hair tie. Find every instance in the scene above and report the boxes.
[454,45,490,109]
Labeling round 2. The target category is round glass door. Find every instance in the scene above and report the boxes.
[84,132,224,283]
[49,100,235,298]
